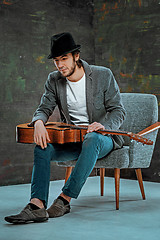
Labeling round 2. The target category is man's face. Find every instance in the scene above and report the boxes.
[53,53,79,78]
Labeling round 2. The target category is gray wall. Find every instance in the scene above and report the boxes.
[0,0,159,186]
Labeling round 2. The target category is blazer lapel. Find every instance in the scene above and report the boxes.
[58,77,71,123]
[82,60,93,123]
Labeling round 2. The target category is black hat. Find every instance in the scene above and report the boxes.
[47,32,81,59]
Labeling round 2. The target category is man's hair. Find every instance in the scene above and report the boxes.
[72,50,82,68]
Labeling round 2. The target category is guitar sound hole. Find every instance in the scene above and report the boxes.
[57,125,70,128]
[45,123,57,126]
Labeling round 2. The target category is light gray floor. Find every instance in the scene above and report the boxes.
[0,176,160,240]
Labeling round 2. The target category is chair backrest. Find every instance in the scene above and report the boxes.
[120,93,158,145]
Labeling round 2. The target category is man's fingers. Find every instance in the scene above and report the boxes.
[42,136,47,149]
[94,125,105,131]
[34,135,37,144]
[34,126,50,149]
[46,131,50,142]
[87,122,105,133]
[87,122,96,132]
[37,136,44,149]
[34,134,46,149]
[41,132,50,149]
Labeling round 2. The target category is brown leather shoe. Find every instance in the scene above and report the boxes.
[5,204,49,224]
[47,199,70,218]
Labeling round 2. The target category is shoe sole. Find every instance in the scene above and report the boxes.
[48,208,70,218]
[5,217,48,224]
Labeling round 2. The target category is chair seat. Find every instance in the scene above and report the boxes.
[95,146,129,168]
[57,146,129,169]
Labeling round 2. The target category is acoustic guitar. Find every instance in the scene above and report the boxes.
[16,122,153,145]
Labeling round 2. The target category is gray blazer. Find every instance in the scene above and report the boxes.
[31,60,126,149]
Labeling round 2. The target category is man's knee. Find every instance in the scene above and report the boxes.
[83,132,101,145]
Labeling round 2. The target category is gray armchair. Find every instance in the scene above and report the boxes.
[57,93,159,210]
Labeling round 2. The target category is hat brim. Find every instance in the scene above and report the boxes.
[47,45,81,59]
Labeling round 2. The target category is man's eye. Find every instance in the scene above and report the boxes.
[62,58,67,60]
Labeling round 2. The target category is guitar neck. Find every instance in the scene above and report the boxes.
[72,126,130,137]
[97,129,130,136]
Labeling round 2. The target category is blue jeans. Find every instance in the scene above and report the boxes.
[31,132,113,207]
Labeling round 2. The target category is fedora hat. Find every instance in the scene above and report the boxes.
[47,32,81,59]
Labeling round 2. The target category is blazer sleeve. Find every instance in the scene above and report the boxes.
[29,73,58,126]
[102,69,126,130]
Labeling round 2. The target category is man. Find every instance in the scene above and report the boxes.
[5,32,126,224]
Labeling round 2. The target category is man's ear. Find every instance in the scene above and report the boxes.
[74,52,80,62]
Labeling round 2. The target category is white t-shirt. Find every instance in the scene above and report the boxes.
[66,73,89,125]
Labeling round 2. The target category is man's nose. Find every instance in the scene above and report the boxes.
[57,61,63,68]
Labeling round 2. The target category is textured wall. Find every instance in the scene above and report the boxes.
[0,0,94,185]
[94,0,160,182]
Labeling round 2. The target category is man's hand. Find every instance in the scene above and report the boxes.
[87,122,105,133]
[34,120,50,149]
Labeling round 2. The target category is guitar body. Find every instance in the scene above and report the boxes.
[16,122,87,144]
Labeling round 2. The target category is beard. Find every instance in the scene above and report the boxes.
[65,63,76,77]
[59,60,77,78]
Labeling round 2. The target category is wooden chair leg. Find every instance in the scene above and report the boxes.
[100,168,105,196]
[65,167,72,183]
[114,168,120,210]
[135,168,146,200]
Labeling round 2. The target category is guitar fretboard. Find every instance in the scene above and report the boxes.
[56,124,130,136]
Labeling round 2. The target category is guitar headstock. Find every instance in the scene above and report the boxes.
[128,132,153,145]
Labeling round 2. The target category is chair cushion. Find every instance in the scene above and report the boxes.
[95,146,129,168]
[57,146,129,169]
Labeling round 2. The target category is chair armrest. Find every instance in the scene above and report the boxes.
[138,122,160,136]
[128,130,158,168]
